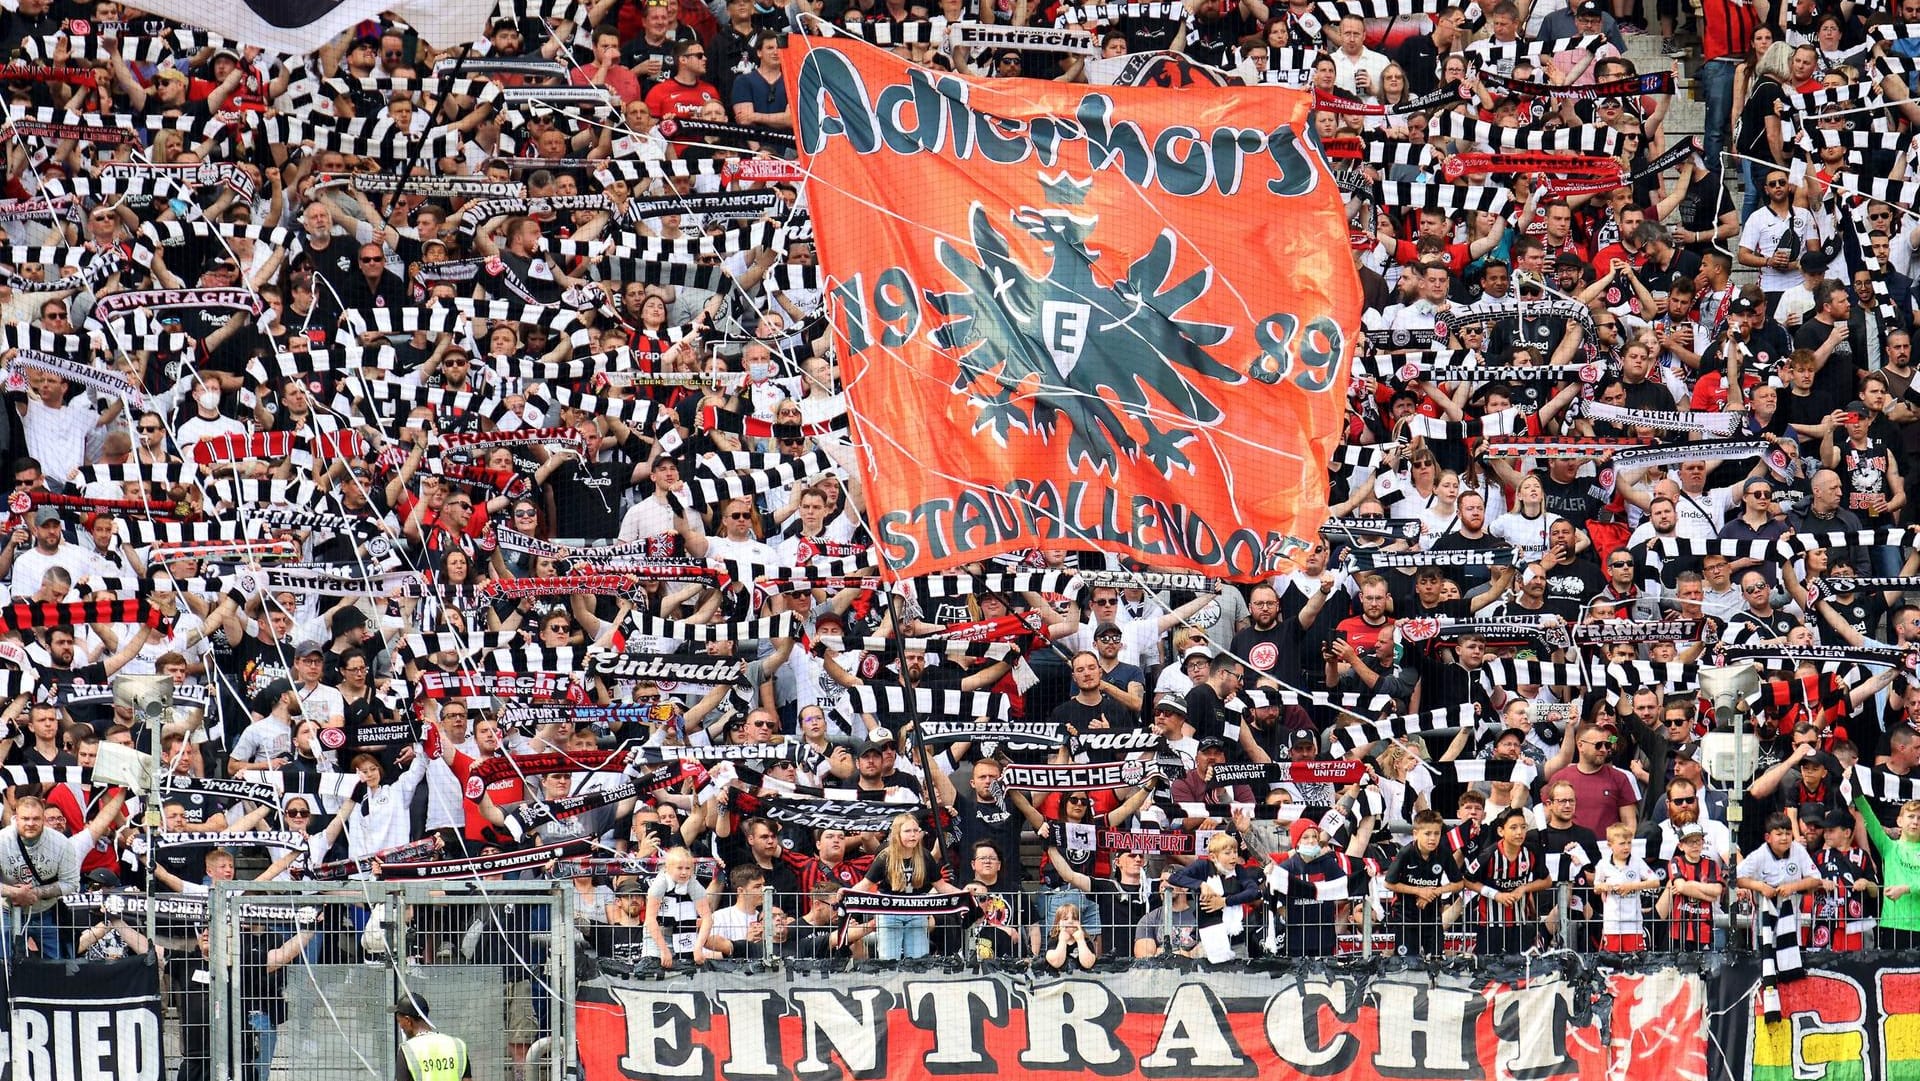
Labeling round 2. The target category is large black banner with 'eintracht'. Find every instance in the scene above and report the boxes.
[7,957,163,1081]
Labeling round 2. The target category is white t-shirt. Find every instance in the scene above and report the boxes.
[1738,206,1818,293]
[1737,842,1815,889]
[1593,855,1657,934]
[1491,511,1559,563]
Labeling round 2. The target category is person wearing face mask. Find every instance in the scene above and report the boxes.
[1271,825,1363,958]
[175,378,245,445]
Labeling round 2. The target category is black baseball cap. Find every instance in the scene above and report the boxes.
[392,994,430,1021]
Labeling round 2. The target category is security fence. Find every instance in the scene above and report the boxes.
[203,880,575,1081]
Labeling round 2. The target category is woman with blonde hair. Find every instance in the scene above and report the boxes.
[853,813,965,959]
[1734,40,1795,219]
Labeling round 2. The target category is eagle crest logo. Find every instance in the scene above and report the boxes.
[927,197,1245,479]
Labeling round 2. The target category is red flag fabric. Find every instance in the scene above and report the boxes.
[786,37,1363,581]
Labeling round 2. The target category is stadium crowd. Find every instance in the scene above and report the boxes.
[0,0,1913,1053]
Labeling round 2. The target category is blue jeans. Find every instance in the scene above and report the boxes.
[1740,158,1764,223]
[243,1011,277,1081]
[1870,542,1903,579]
[1,910,64,961]
[1699,58,1737,171]
[873,913,930,960]
[1036,888,1103,939]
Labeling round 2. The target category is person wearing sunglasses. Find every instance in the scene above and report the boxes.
[1730,568,1802,641]
[1543,722,1639,837]
[643,39,719,120]
[1736,165,1818,312]
[683,497,774,564]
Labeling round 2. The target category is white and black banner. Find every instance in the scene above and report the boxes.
[9,957,163,1081]
[947,22,1100,54]
[1000,759,1151,793]
[759,797,918,833]
[588,653,748,684]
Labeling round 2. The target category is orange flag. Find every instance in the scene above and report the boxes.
[786,38,1363,581]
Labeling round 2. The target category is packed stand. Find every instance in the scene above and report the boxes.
[0,0,1910,1024]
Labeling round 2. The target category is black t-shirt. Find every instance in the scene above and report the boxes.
[1231,621,1307,688]
[590,920,651,968]
[1121,13,1185,51]
[1182,9,1258,66]
[1795,318,1856,413]
[1736,80,1791,162]
[1780,389,1831,446]
[1673,172,1727,257]
[1183,681,1226,744]
[233,637,296,702]
[295,235,357,316]
[1734,607,1802,640]
[1541,557,1605,609]
[1540,474,1602,528]
[1041,818,1099,888]
[1049,694,1136,734]
[39,660,113,732]
[1489,313,1567,365]
[1619,377,1676,412]
[1094,875,1155,939]
[4,744,74,768]
[1698,321,1793,377]
[622,25,698,84]
[548,456,630,538]
[484,249,564,304]
[1386,843,1456,919]
[342,269,409,313]
[1836,438,1898,522]
[952,792,1025,886]
[1428,530,1507,591]
[1822,589,1888,640]
[240,932,292,1026]
[169,954,212,1054]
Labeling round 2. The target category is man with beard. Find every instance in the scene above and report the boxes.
[1664,573,1727,662]
[1334,575,1394,654]
[1327,623,1419,708]
[1232,580,1332,692]
[1644,776,1734,863]
[1049,651,1136,736]
[1428,492,1509,595]
[1087,624,1147,715]
[1272,541,1353,668]
[1626,494,1687,585]
[1180,656,1243,746]
[1586,547,1662,622]
[1535,781,1603,940]
[1545,723,1640,836]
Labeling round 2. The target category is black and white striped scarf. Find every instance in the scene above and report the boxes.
[1327,704,1478,756]
[629,613,797,642]
[847,685,1012,721]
